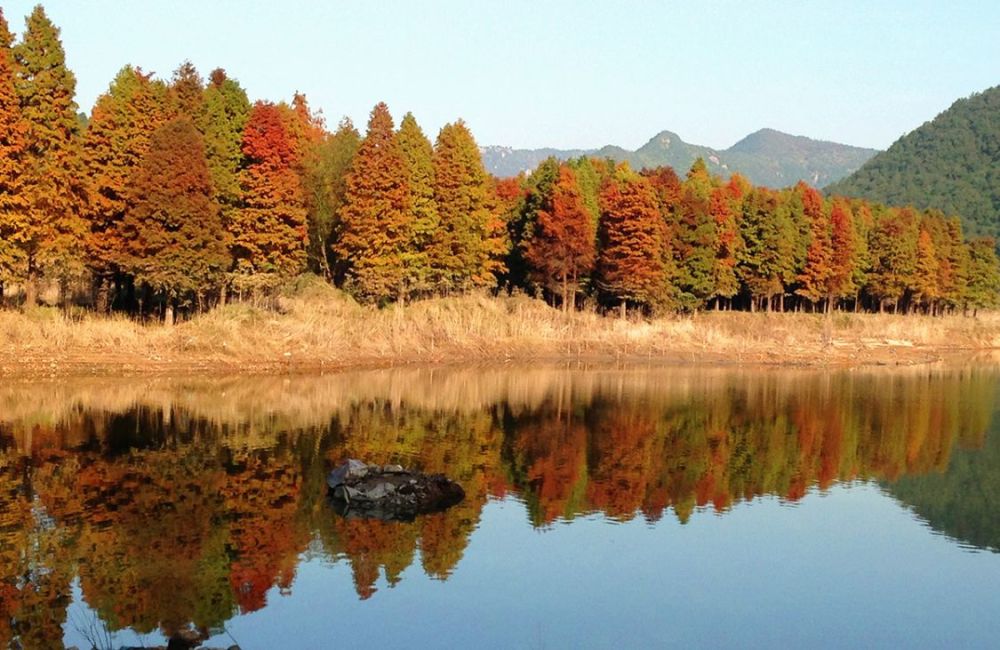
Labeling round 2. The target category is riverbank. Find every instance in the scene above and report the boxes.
[1,280,998,377]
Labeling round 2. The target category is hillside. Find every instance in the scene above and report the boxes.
[827,86,1000,239]
[481,128,877,187]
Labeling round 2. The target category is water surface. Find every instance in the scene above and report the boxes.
[0,365,998,648]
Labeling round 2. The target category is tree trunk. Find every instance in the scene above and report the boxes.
[164,301,174,327]
[24,271,38,307]
[96,276,111,314]
[562,275,569,314]
[620,301,626,320]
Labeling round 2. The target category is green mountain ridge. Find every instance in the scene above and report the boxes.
[826,85,1000,240]
[481,128,877,188]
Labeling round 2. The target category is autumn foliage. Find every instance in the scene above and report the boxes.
[0,6,996,320]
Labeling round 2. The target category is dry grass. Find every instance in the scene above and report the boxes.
[1,276,999,375]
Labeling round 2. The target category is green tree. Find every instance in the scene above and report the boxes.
[867,206,919,312]
[965,237,1000,314]
[197,68,250,279]
[738,187,796,311]
[672,159,718,311]
[397,112,439,295]
[119,119,228,324]
[13,5,87,304]
[308,117,360,282]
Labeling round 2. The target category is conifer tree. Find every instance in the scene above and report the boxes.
[0,9,28,295]
[335,102,412,303]
[965,237,1000,314]
[119,118,227,324]
[232,101,308,278]
[509,157,560,292]
[938,217,970,312]
[397,112,439,294]
[433,120,505,291]
[827,199,858,309]
[912,228,940,310]
[710,175,747,308]
[597,167,668,314]
[83,66,169,311]
[868,206,919,312]
[168,61,203,118]
[13,5,87,303]
[738,187,795,311]
[197,68,250,266]
[794,183,832,310]
[523,165,596,311]
[308,117,359,281]
[672,159,718,310]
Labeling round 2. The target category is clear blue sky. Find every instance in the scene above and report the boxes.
[5,1,999,151]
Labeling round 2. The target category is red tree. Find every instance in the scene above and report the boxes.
[597,167,669,315]
[233,101,308,279]
[522,165,596,311]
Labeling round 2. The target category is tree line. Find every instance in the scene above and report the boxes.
[0,6,997,324]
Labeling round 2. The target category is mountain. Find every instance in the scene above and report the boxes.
[480,128,877,188]
[827,86,1000,240]
[885,422,1000,554]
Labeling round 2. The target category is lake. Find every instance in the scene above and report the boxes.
[0,364,998,649]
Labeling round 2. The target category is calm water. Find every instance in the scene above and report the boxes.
[0,365,998,649]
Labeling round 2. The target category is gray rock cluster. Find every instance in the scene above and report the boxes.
[327,459,465,521]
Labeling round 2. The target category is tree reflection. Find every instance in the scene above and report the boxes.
[0,365,994,645]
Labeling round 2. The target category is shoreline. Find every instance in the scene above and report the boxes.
[1,337,991,380]
[2,288,998,379]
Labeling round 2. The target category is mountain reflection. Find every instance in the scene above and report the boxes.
[0,365,995,647]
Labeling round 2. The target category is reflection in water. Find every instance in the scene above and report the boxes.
[0,365,995,647]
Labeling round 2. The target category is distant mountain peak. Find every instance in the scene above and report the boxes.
[480,127,878,187]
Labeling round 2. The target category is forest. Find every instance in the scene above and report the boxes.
[0,5,998,326]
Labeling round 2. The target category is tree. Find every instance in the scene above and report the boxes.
[827,199,858,308]
[83,66,169,311]
[168,61,203,118]
[710,174,747,308]
[912,228,940,310]
[868,206,919,312]
[119,119,228,324]
[522,165,596,311]
[671,159,718,311]
[597,166,669,314]
[0,9,28,297]
[232,101,308,279]
[509,157,560,292]
[13,5,87,304]
[739,187,796,311]
[197,68,250,278]
[335,102,412,303]
[397,112,439,295]
[965,237,1000,314]
[305,117,360,282]
[794,183,833,310]
[432,120,505,292]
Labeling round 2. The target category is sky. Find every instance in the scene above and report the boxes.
[4,0,999,151]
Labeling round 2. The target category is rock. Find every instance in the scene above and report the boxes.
[327,459,465,521]
[326,458,368,489]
